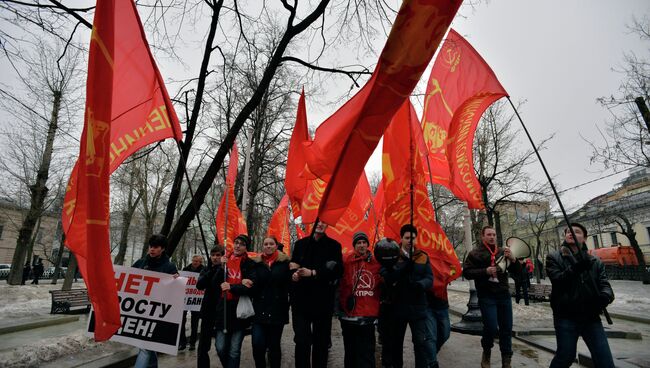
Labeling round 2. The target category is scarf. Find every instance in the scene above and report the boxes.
[483,241,498,266]
[262,250,279,267]
[225,253,246,300]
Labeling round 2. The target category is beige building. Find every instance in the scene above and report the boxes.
[0,198,62,267]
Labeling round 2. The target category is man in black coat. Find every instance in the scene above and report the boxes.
[196,246,224,368]
[290,220,343,368]
[31,258,44,284]
[132,234,178,368]
[546,223,615,368]
[179,255,205,351]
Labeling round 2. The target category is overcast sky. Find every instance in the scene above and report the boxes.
[352,0,649,212]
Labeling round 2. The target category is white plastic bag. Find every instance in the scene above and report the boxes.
[236,295,255,319]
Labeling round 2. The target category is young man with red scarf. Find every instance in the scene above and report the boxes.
[250,236,291,368]
[463,226,521,368]
[215,234,256,368]
[339,231,382,368]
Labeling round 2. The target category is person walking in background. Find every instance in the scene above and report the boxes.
[338,231,382,368]
[132,234,179,368]
[250,236,291,368]
[426,272,452,368]
[21,261,31,285]
[546,223,615,368]
[215,234,256,368]
[31,258,44,285]
[179,255,205,351]
[463,226,521,368]
[290,220,343,368]
[196,246,224,368]
[514,259,531,306]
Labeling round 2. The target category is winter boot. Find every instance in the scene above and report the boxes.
[481,349,491,368]
[502,353,512,368]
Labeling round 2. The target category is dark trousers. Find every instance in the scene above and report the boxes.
[292,311,332,368]
[515,280,530,305]
[197,317,215,368]
[478,294,513,355]
[550,317,614,368]
[379,312,432,368]
[180,310,200,347]
[340,320,375,368]
[252,323,285,368]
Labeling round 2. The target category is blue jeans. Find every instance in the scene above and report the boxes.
[134,349,157,368]
[426,306,451,365]
[215,329,245,368]
[478,294,513,355]
[550,317,615,368]
[389,317,434,368]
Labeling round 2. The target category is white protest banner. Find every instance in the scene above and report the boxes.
[87,265,186,355]
[179,270,203,312]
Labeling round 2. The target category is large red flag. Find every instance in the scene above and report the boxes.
[267,194,291,253]
[325,172,373,254]
[61,0,182,341]
[421,29,508,208]
[216,144,247,252]
[285,90,310,219]
[383,101,461,298]
[304,0,463,225]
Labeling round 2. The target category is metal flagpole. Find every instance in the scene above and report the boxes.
[506,96,612,324]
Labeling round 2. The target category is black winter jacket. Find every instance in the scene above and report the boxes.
[196,263,223,318]
[546,244,614,321]
[290,234,343,316]
[381,248,433,321]
[132,254,178,275]
[463,243,521,298]
[213,256,256,331]
[182,263,205,273]
[250,252,291,325]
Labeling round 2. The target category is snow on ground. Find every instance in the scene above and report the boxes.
[1,282,83,319]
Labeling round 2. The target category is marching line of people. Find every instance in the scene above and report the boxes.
[133,220,615,368]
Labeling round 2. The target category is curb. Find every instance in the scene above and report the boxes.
[0,315,80,335]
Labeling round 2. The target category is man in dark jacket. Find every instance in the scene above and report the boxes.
[31,258,44,284]
[463,226,521,368]
[196,246,224,368]
[179,255,205,351]
[132,234,179,368]
[514,259,531,305]
[380,224,434,368]
[290,220,343,368]
[215,234,256,368]
[21,261,31,285]
[546,223,615,368]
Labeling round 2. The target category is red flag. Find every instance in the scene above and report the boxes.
[422,29,508,209]
[383,101,461,298]
[267,195,291,253]
[304,0,463,225]
[325,172,373,255]
[61,0,182,341]
[216,144,247,252]
[285,90,311,219]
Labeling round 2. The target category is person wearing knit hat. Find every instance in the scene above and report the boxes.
[234,234,251,251]
[339,231,382,368]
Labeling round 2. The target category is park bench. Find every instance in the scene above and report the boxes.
[49,289,91,314]
[509,282,552,302]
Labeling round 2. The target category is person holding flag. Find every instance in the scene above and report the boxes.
[463,226,521,368]
[290,220,343,368]
[196,245,225,368]
[215,234,256,368]
[179,255,204,351]
[379,224,434,368]
[249,236,292,368]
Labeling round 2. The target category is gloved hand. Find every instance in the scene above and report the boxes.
[598,293,612,308]
[572,258,591,273]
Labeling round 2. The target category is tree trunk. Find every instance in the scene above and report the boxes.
[7,91,61,285]
[51,223,65,284]
[494,211,502,247]
[62,253,77,291]
[114,177,140,265]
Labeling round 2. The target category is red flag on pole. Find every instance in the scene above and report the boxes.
[216,143,247,252]
[303,0,463,225]
[383,101,461,298]
[61,0,182,341]
[421,29,508,209]
[285,90,311,219]
[267,194,291,253]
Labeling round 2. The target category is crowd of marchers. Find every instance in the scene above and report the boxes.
[130,220,617,368]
